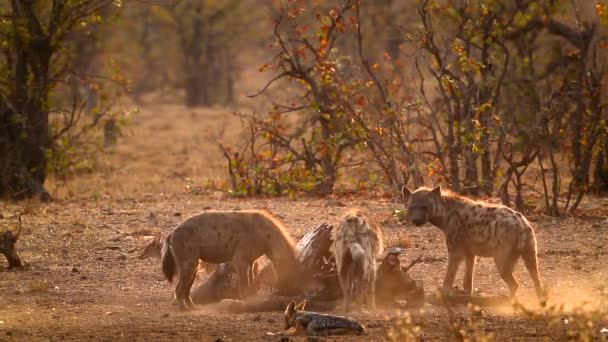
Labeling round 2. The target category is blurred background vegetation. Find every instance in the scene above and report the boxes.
[0,0,606,216]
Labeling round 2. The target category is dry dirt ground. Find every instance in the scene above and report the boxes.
[1,104,608,341]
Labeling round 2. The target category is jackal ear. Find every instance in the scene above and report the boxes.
[286,301,296,313]
[431,185,441,196]
[401,185,413,202]
[296,300,307,311]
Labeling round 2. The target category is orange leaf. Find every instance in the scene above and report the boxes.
[356,96,367,106]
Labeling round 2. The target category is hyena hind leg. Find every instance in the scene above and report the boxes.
[184,263,198,308]
[522,250,545,300]
[175,258,198,310]
[493,252,519,297]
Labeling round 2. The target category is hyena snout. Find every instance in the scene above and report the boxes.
[407,212,427,226]
[412,218,426,226]
[406,206,430,226]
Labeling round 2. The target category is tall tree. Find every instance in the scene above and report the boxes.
[0,0,117,199]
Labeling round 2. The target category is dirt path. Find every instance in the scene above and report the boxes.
[1,195,607,341]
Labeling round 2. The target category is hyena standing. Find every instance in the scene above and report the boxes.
[161,210,300,310]
[402,186,545,300]
[333,209,384,311]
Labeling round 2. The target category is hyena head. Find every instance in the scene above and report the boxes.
[343,210,366,228]
[401,185,442,226]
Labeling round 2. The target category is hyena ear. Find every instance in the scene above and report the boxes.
[431,185,441,196]
[401,185,413,202]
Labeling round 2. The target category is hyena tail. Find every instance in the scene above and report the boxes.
[161,233,176,283]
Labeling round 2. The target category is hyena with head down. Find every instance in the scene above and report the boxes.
[402,186,545,300]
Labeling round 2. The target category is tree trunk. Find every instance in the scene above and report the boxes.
[592,137,608,193]
[180,3,210,108]
[0,3,53,199]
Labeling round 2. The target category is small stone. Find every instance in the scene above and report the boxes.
[252,314,262,322]
[161,313,169,318]
[80,276,88,280]
[326,199,346,207]
[117,254,128,260]
[72,267,79,273]
[473,309,486,318]
[526,328,537,336]
[266,318,276,323]
[96,257,104,261]
[173,212,181,217]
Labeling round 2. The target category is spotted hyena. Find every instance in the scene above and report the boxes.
[161,210,300,310]
[402,186,545,300]
[333,209,384,311]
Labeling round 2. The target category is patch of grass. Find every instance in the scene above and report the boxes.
[387,311,422,341]
[29,281,51,293]
[130,227,159,237]
[514,295,608,341]
[388,295,608,341]
[386,231,412,249]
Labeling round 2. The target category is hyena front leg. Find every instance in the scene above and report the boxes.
[233,251,255,299]
[493,250,519,297]
[442,253,464,293]
[339,262,353,312]
[463,255,476,295]
[367,271,377,310]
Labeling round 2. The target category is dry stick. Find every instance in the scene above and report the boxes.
[16,215,22,238]
[401,255,423,274]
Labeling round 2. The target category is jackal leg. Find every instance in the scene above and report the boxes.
[494,251,519,297]
[442,253,463,293]
[463,255,476,294]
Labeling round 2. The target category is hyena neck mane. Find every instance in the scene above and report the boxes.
[429,191,480,229]
[258,212,299,282]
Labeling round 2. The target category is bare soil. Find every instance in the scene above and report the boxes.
[1,104,608,341]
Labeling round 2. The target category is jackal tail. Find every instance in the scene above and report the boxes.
[161,233,176,283]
